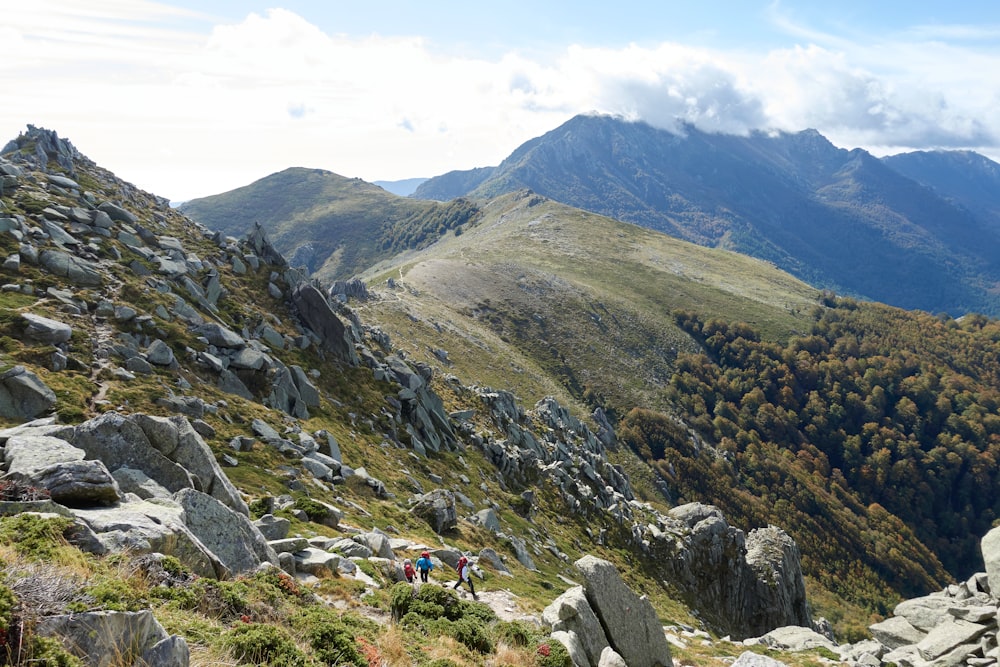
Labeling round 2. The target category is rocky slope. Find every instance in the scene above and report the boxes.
[0,128,822,664]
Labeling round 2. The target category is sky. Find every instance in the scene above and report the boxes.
[4,1,1000,202]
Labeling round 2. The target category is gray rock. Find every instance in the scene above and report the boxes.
[173,488,278,575]
[550,630,589,667]
[982,526,1000,596]
[290,283,360,365]
[474,508,501,532]
[869,615,928,649]
[126,356,153,374]
[218,369,253,399]
[916,617,989,661]
[730,651,789,667]
[290,365,320,406]
[328,538,373,559]
[755,626,837,651]
[230,347,269,370]
[38,249,102,285]
[46,174,80,190]
[543,585,609,666]
[0,365,56,419]
[597,647,628,667]
[294,548,341,576]
[193,322,245,348]
[355,531,394,560]
[21,312,72,343]
[478,547,511,576]
[112,467,172,500]
[146,339,176,366]
[574,555,672,667]
[410,488,457,534]
[895,595,962,632]
[69,412,196,494]
[37,610,188,667]
[254,514,290,541]
[19,459,121,507]
[129,414,248,515]
[268,537,309,554]
[71,498,225,578]
[98,201,137,224]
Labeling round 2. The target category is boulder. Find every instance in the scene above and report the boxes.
[97,201,137,224]
[574,555,672,667]
[0,365,56,419]
[354,531,394,560]
[543,585,609,666]
[868,615,927,649]
[597,647,628,667]
[290,283,360,365]
[328,537,373,559]
[68,413,197,494]
[550,629,589,667]
[754,625,837,651]
[71,498,225,578]
[128,414,248,515]
[730,651,789,667]
[37,610,188,667]
[112,467,172,500]
[981,525,1000,596]
[13,459,121,507]
[20,312,72,344]
[173,488,279,575]
[254,514,291,541]
[38,249,102,285]
[294,548,341,576]
[193,322,245,348]
[146,339,176,366]
[410,488,458,534]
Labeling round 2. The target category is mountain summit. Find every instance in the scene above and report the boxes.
[414,114,1000,316]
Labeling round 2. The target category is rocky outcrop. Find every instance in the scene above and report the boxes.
[642,503,809,640]
[0,413,275,578]
[290,282,360,365]
[545,556,672,667]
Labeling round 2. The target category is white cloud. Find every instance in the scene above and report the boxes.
[4,1,1000,200]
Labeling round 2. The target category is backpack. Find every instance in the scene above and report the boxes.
[456,556,468,573]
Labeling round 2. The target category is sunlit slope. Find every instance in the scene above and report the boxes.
[359,189,819,413]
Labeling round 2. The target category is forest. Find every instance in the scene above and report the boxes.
[620,297,1000,619]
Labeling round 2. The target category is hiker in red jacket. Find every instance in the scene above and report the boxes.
[453,555,477,600]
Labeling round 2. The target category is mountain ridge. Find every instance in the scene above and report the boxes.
[414,114,1000,317]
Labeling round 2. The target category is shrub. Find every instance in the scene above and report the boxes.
[449,616,493,654]
[0,514,72,562]
[389,582,414,621]
[223,623,306,666]
[494,619,535,647]
[536,640,572,667]
[21,635,84,667]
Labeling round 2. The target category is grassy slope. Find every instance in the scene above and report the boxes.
[179,167,478,281]
[358,190,818,415]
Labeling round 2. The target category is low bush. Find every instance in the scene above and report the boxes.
[223,622,306,666]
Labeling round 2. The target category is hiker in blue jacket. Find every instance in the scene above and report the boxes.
[415,551,434,583]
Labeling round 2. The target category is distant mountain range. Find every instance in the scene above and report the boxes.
[373,177,428,196]
[414,114,1000,317]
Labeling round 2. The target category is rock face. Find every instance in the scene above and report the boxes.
[574,555,673,667]
[290,282,360,365]
[545,557,671,667]
[645,503,810,639]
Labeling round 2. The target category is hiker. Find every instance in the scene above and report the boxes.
[403,558,416,584]
[415,551,434,583]
[453,554,476,600]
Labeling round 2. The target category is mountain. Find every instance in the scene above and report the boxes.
[179,167,479,281]
[8,124,1000,664]
[0,126,837,663]
[413,114,1000,317]
[882,149,1000,233]
[372,176,428,196]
